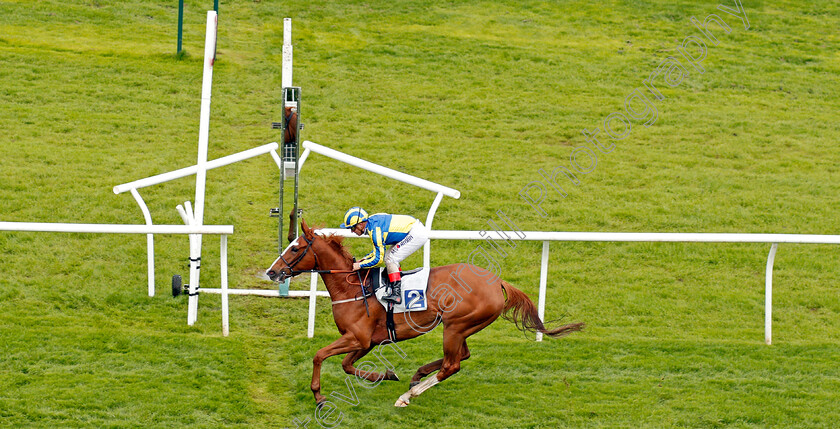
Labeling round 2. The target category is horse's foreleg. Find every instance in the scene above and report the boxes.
[341,347,399,383]
[312,333,365,405]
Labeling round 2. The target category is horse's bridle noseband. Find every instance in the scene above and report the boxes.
[270,233,371,316]
[274,233,318,281]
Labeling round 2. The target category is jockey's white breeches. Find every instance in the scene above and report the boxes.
[384,221,429,273]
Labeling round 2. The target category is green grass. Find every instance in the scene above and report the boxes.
[1,0,840,427]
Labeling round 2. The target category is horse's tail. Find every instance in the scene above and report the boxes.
[501,281,584,339]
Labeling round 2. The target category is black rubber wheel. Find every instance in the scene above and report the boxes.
[172,274,182,297]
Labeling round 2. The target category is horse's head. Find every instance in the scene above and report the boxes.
[266,218,318,282]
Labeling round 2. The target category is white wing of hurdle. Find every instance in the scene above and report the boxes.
[112,142,283,296]
[204,140,462,338]
[298,140,462,253]
[112,11,287,328]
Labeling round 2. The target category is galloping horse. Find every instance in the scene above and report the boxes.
[266,219,584,407]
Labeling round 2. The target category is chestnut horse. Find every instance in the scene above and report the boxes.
[266,219,583,407]
[283,106,299,145]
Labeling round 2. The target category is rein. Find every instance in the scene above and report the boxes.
[281,234,354,276]
[280,234,372,314]
[332,270,372,318]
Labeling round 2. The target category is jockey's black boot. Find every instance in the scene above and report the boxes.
[386,280,402,305]
[384,270,402,304]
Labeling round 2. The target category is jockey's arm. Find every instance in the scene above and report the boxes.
[357,225,386,269]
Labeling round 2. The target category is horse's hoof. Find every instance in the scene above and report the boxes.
[316,400,327,410]
[394,397,409,407]
[385,369,400,381]
[409,381,420,389]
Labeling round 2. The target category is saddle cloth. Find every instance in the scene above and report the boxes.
[370,267,430,313]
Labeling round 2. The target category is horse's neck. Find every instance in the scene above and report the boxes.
[319,271,356,301]
[316,252,355,300]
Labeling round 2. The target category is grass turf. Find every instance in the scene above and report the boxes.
[1,0,839,427]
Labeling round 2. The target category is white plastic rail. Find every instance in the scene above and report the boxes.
[302,229,840,345]
[300,140,460,199]
[0,222,232,235]
[298,140,460,270]
[0,221,234,335]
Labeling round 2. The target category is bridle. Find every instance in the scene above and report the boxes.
[270,233,373,315]
[274,233,318,280]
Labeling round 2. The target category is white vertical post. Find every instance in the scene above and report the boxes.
[296,147,311,173]
[184,202,200,324]
[221,234,229,337]
[269,149,284,170]
[765,243,778,345]
[282,18,293,88]
[130,189,156,297]
[536,241,549,342]
[307,272,318,338]
[188,11,218,326]
[423,192,444,270]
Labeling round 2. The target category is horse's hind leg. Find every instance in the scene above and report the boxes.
[410,341,470,386]
[341,347,399,383]
[396,328,467,407]
[409,359,442,386]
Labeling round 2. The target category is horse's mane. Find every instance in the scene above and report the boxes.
[301,221,354,263]
[323,234,354,263]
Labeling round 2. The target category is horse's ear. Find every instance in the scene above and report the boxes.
[300,218,313,238]
[287,209,299,243]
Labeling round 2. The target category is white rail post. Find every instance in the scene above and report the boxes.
[536,241,549,342]
[130,189,156,297]
[221,234,229,337]
[282,18,293,88]
[765,243,778,345]
[188,11,218,326]
[423,192,444,270]
[307,272,318,338]
[184,202,200,324]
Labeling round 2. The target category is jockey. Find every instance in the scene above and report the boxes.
[339,206,429,305]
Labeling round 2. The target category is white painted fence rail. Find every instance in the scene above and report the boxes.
[0,221,235,335]
[0,222,232,235]
[297,228,840,345]
[300,140,461,199]
[111,141,282,303]
[112,142,281,195]
[427,231,840,244]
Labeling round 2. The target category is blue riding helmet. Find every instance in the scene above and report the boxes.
[339,207,369,228]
